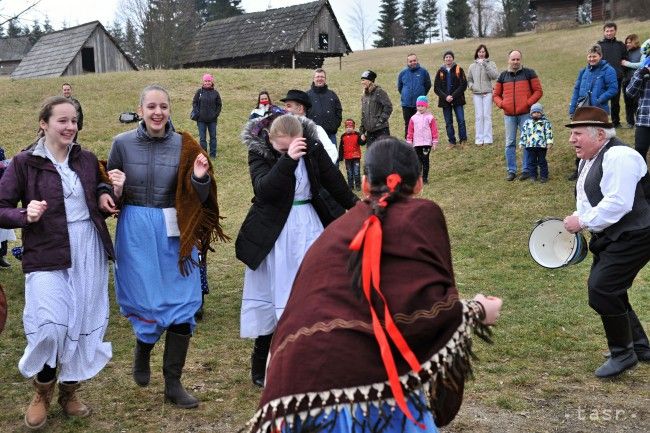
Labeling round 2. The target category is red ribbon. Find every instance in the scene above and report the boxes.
[349,210,424,429]
[378,174,402,208]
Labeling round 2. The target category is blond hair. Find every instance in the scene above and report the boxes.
[269,114,303,140]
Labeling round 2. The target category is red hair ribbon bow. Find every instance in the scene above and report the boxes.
[349,202,424,429]
[378,173,402,208]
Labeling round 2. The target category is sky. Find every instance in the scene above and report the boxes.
[0,0,379,50]
[0,0,448,51]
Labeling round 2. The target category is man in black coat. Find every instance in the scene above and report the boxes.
[598,22,628,128]
[307,68,343,145]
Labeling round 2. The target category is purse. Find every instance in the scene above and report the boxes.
[190,108,199,121]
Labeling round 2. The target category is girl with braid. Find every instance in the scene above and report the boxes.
[245,137,502,433]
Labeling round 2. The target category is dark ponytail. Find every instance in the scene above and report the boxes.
[348,137,421,297]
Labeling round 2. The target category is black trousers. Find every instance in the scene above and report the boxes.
[402,106,417,138]
[610,76,623,125]
[415,146,431,182]
[0,240,6,257]
[634,125,650,163]
[366,127,390,147]
[587,228,650,316]
[622,79,638,126]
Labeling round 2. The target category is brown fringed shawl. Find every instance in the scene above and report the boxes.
[245,199,491,433]
[175,132,229,275]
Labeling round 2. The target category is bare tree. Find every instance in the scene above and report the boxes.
[346,0,375,50]
[470,0,497,37]
[117,0,199,69]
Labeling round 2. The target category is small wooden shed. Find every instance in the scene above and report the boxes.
[0,36,33,76]
[11,21,137,79]
[531,0,616,27]
[183,0,352,69]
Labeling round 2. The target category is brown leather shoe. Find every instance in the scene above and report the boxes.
[24,378,55,430]
[58,382,91,417]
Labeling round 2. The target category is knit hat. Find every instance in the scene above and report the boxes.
[361,70,377,82]
[530,103,544,115]
[344,119,355,128]
[443,50,454,59]
[641,38,650,57]
[416,96,428,107]
[203,73,214,82]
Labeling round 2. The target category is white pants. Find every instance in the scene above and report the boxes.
[473,93,493,145]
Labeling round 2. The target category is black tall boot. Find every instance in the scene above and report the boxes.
[163,331,199,408]
[251,333,273,388]
[628,310,650,362]
[595,313,638,378]
[133,340,155,387]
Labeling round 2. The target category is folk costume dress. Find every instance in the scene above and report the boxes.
[236,115,358,338]
[108,123,225,344]
[0,139,115,381]
[245,198,491,433]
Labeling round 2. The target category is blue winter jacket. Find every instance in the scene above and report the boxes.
[397,64,432,108]
[569,60,618,116]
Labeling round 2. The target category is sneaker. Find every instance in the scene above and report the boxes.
[540,177,548,183]
[506,172,516,181]
[567,171,578,181]
[519,173,531,181]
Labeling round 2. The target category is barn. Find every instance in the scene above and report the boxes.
[0,36,32,76]
[183,0,352,69]
[11,21,137,79]
[532,0,617,27]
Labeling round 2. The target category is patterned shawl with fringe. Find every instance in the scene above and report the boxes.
[245,198,491,433]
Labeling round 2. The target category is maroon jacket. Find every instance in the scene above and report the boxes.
[0,144,115,273]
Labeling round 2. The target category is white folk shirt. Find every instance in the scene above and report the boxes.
[575,141,648,233]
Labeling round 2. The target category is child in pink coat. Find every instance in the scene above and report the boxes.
[406,96,439,183]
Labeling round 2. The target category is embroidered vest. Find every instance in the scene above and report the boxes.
[579,138,650,240]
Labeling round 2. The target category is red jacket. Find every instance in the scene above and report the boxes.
[338,131,364,161]
[493,67,543,116]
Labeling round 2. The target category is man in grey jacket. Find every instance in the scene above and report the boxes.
[360,70,393,147]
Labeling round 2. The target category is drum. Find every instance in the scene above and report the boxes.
[529,217,588,269]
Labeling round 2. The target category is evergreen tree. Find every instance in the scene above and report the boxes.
[501,0,530,36]
[420,0,440,43]
[28,21,44,44]
[401,0,424,45]
[6,20,22,37]
[123,19,142,66]
[108,21,125,46]
[43,16,54,33]
[446,0,472,39]
[195,0,244,22]
[373,0,400,48]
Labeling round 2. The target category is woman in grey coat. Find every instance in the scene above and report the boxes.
[467,44,498,145]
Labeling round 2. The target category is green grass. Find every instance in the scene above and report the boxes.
[0,19,649,432]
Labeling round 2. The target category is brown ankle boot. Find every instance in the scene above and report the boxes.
[58,382,91,417]
[24,378,55,430]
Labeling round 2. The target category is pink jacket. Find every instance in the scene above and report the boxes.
[406,112,439,147]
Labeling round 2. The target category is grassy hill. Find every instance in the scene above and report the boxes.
[0,19,648,432]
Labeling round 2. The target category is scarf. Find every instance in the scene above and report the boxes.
[245,198,491,433]
[176,131,229,275]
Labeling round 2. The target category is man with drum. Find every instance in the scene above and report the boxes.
[563,106,650,378]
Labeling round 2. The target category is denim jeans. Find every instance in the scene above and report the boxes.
[524,147,548,179]
[344,158,361,190]
[504,114,530,174]
[197,120,217,157]
[442,105,467,144]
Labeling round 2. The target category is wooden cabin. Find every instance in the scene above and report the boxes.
[183,0,352,69]
[531,0,617,28]
[11,21,137,79]
[0,36,32,76]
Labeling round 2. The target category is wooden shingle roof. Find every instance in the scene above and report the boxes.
[0,36,32,62]
[11,21,137,79]
[184,0,350,65]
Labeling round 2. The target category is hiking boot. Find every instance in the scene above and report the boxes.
[58,382,91,417]
[24,378,55,430]
[519,172,531,181]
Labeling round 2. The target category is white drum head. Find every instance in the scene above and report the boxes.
[529,218,579,269]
